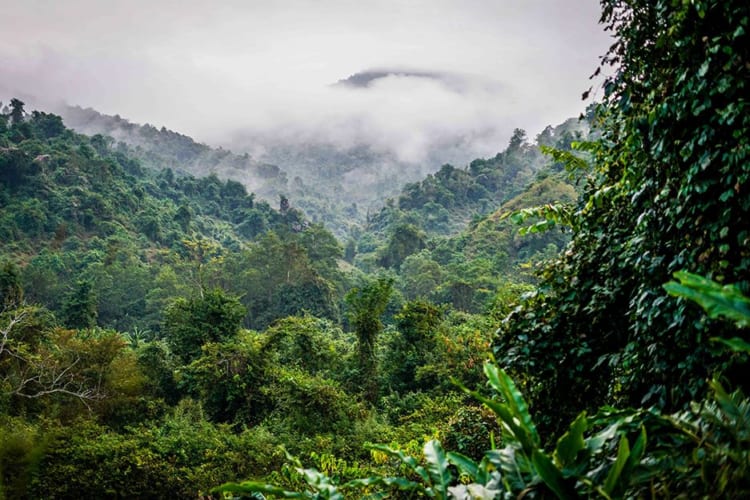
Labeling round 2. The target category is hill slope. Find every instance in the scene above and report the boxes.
[0,102,344,333]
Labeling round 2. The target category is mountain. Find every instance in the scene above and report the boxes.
[334,68,504,95]
[41,94,589,246]
[335,69,450,88]
[51,103,485,238]
[54,104,289,199]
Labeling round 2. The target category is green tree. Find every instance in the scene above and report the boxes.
[184,330,268,424]
[383,300,442,393]
[20,250,67,312]
[9,98,24,126]
[344,239,356,263]
[226,230,340,329]
[345,277,393,403]
[507,127,528,151]
[271,276,339,323]
[136,340,179,404]
[0,261,23,308]
[297,223,343,279]
[173,205,192,232]
[377,223,426,269]
[263,316,352,378]
[0,144,36,188]
[89,256,151,332]
[163,288,245,363]
[29,111,65,139]
[61,280,97,329]
[400,252,443,300]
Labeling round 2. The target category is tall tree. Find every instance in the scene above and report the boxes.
[385,300,442,393]
[163,288,245,363]
[377,223,426,269]
[345,276,393,403]
[61,280,97,329]
[9,98,25,126]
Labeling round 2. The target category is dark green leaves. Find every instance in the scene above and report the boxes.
[499,0,750,434]
[554,412,587,470]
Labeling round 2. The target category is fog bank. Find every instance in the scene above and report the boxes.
[1,0,610,162]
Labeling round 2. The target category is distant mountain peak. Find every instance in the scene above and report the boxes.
[333,68,505,96]
[335,69,446,88]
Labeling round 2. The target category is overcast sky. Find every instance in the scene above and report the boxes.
[1,0,611,161]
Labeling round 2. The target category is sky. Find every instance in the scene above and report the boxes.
[1,0,611,162]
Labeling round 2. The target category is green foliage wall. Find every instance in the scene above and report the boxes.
[499,0,750,432]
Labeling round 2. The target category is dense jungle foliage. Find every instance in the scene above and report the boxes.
[1,0,748,498]
[0,95,561,496]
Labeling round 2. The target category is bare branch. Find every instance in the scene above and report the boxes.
[1,309,105,408]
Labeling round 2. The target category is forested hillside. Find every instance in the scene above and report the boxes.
[2,0,749,498]
[0,101,342,334]
[56,104,290,198]
[0,96,539,496]
[54,104,437,238]
[53,104,586,241]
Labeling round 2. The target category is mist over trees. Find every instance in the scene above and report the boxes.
[1,0,749,498]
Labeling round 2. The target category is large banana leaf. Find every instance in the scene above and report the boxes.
[423,440,453,497]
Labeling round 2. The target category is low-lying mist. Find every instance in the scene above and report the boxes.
[2,62,585,172]
[222,69,527,167]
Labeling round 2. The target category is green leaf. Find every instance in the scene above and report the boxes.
[629,425,647,466]
[664,271,750,327]
[423,440,452,496]
[365,444,431,484]
[708,378,740,420]
[554,411,588,469]
[470,391,536,456]
[478,455,496,485]
[484,363,540,447]
[453,375,536,455]
[711,336,750,354]
[540,144,591,173]
[531,449,574,500]
[604,434,631,495]
[446,451,479,481]
[297,467,344,499]
[344,476,424,495]
[586,420,620,454]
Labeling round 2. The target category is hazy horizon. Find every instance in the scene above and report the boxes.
[1,0,611,163]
